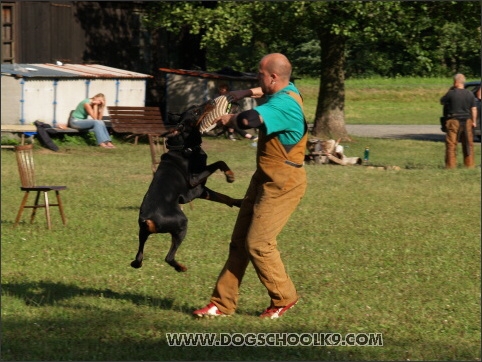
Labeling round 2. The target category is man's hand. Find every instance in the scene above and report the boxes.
[215,114,235,127]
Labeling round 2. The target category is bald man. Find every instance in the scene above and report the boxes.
[194,53,308,319]
[440,73,477,168]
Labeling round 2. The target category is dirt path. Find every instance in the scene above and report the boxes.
[346,125,446,142]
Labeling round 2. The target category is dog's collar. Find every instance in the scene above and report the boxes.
[165,141,201,154]
[165,143,184,151]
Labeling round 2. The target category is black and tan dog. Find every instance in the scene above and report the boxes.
[131,100,243,272]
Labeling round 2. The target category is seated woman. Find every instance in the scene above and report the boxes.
[69,93,115,148]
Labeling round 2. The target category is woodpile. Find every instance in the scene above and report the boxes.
[306,138,362,166]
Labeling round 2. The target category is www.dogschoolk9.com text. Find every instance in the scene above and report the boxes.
[166,332,383,347]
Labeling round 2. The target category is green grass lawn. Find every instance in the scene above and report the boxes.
[1,136,480,361]
[296,77,471,125]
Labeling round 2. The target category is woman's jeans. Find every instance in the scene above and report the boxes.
[69,117,111,145]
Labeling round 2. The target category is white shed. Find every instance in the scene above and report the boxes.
[1,63,152,127]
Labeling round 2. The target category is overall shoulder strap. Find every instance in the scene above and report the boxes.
[285,91,308,134]
[285,91,303,108]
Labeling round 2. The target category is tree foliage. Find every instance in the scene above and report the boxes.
[143,1,481,139]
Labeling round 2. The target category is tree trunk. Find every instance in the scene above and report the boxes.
[312,32,351,141]
[178,27,206,70]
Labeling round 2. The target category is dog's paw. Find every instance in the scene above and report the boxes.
[131,260,143,269]
[225,171,235,183]
[175,264,188,272]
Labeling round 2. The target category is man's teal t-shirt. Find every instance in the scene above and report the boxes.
[254,83,305,145]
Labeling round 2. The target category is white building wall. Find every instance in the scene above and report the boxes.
[56,79,86,124]
[116,79,147,107]
[1,75,21,125]
[22,79,55,125]
[1,77,147,126]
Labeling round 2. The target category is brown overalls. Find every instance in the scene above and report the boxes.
[211,92,308,314]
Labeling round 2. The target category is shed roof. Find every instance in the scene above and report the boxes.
[1,63,152,79]
[159,67,258,81]
[158,67,300,82]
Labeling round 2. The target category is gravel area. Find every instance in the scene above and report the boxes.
[346,124,446,141]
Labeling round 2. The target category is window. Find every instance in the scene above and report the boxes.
[2,2,15,63]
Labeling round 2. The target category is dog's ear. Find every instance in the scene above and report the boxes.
[167,113,182,125]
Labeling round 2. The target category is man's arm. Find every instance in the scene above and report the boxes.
[471,106,477,128]
[83,103,98,119]
[229,87,264,101]
[216,110,264,129]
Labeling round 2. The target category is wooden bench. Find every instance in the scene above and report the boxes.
[45,113,112,136]
[1,124,37,148]
[1,123,94,149]
[1,119,112,149]
[108,107,167,136]
[46,127,91,135]
[108,106,169,173]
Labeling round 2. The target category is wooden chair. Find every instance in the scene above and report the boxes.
[13,144,67,230]
[148,134,166,174]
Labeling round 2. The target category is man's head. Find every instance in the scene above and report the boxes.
[257,53,292,94]
[454,73,466,88]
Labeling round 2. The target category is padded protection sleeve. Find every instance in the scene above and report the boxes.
[236,109,262,129]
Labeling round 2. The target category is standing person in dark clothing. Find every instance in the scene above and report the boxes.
[440,73,477,168]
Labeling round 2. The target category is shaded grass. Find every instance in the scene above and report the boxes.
[1,138,480,361]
